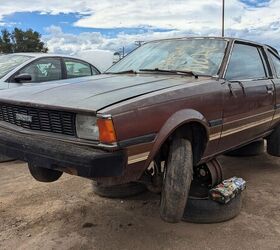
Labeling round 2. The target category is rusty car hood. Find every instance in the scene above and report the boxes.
[0,74,208,113]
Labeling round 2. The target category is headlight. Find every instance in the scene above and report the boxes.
[76,114,99,140]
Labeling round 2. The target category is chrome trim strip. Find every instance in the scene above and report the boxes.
[223,110,273,126]
[273,113,280,120]
[128,152,150,164]
[97,114,112,119]
[221,117,271,137]
[209,132,221,141]
[209,113,274,141]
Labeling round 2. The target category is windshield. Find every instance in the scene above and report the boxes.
[0,54,32,78]
[107,38,227,76]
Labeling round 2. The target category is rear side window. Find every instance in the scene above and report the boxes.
[269,51,280,78]
[226,44,266,80]
[64,59,95,79]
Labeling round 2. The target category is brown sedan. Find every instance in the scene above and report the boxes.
[0,37,279,222]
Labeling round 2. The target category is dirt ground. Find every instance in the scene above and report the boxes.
[0,154,280,250]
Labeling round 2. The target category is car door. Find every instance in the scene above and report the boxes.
[9,57,62,87]
[63,58,99,79]
[218,42,274,151]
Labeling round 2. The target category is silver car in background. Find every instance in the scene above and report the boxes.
[0,53,100,89]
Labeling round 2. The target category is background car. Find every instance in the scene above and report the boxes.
[0,53,100,89]
[75,50,117,72]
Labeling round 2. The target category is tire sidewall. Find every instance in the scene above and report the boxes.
[160,136,193,223]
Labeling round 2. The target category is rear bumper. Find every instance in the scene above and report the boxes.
[0,127,126,179]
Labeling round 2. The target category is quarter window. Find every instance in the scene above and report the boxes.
[226,44,266,80]
[64,59,95,78]
[269,51,280,78]
[16,57,62,83]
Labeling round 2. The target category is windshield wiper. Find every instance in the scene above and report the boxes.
[139,68,198,78]
[105,70,137,74]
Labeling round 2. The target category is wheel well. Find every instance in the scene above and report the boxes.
[159,122,208,165]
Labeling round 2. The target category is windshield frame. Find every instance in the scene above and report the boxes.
[106,37,230,77]
[0,54,33,79]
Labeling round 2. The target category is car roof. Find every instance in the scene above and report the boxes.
[8,52,86,60]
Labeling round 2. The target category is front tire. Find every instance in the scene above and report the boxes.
[160,136,193,223]
[28,163,63,182]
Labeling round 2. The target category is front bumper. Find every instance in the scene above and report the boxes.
[0,127,126,178]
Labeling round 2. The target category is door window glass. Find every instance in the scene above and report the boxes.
[64,59,93,78]
[226,44,266,80]
[17,57,62,83]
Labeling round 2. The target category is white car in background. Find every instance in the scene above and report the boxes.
[0,53,100,89]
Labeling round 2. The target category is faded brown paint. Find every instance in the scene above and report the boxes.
[96,38,280,184]
[0,37,279,185]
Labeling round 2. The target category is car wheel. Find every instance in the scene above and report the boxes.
[267,125,280,156]
[160,136,193,223]
[92,182,147,198]
[225,139,264,157]
[182,193,243,224]
[28,163,63,182]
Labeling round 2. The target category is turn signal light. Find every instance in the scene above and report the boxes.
[97,118,117,144]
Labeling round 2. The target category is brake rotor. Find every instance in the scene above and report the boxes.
[206,158,223,187]
[189,158,223,198]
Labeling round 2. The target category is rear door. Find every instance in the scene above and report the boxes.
[218,42,274,151]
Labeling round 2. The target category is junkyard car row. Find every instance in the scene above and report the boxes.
[0,37,280,222]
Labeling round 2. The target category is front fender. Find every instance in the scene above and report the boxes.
[145,109,209,167]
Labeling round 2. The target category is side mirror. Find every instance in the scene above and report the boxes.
[14,73,32,83]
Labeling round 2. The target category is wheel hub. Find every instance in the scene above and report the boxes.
[189,158,223,198]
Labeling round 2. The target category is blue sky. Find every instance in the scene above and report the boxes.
[240,0,270,7]
[0,0,279,54]
[3,12,172,37]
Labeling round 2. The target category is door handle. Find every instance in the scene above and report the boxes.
[266,85,274,95]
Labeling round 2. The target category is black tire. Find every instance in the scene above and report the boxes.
[225,139,264,157]
[92,182,147,198]
[28,163,63,183]
[160,137,193,223]
[182,193,243,224]
[267,126,280,156]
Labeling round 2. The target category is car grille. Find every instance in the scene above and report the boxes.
[0,103,76,136]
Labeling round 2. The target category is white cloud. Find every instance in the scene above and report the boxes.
[1,0,280,53]
[0,0,274,31]
[74,1,225,30]
[43,25,206,55]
